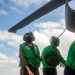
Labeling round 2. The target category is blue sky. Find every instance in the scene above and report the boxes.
[0,0,75,75]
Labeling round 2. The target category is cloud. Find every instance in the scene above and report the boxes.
[0,0,51,15]
[0,30,23,56]
[0,53,20,75]
[57,66,64,75]
[0,43,5,49]
[0,9,8,15]
[35,19,65,29]
[33,31,49,52]
[0,30,22,44]
[0,53,18,68]
[10,6,24,14]
[10,0,50,8]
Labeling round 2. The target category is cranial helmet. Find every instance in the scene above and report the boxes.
[23,31,35,41]
[50,36,59,45]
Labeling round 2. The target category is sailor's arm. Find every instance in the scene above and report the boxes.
[40,46,50,61]
[19,45,28,65]
[19,45,34,75]
[60,55,65,64]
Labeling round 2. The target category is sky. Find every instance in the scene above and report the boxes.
[0,0,75,75]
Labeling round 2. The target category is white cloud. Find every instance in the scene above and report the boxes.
[10,6,24,14]
[0,9,8,15]
[0,30,22,44]
[10,0,50,8]
[33,31,49,53]
[0,53,18,68]
[35,19,65,29]
[0,43,5,49]
[57,66,64,75]
[0,53,20,75]
[0,30,23,56]
[8,41,18,48]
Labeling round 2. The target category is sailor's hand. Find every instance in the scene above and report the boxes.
[28,70,34,75]
[25,65,34,75]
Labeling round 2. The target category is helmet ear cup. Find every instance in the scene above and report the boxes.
[32,36,35,41]
[50,37,55,44]
[23,36,25,41]
[23,33,28,41]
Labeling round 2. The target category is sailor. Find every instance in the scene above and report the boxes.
[64,41,75,75]
[40,36,66,75]
[19,31,40,75]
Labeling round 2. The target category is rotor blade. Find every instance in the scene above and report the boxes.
[8,0,71,33]
[65,0,75,32]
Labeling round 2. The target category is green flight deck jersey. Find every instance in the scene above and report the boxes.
[42,44,65,69]
[19,42,40,68]
[66,41,75,70]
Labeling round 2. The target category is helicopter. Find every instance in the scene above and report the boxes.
[8,0,75,33]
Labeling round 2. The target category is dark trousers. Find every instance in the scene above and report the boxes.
[64,66,75,75]
[43,68,57,75]
[20,67,39,75]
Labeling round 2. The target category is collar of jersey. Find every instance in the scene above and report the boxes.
[51,43,57,49]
